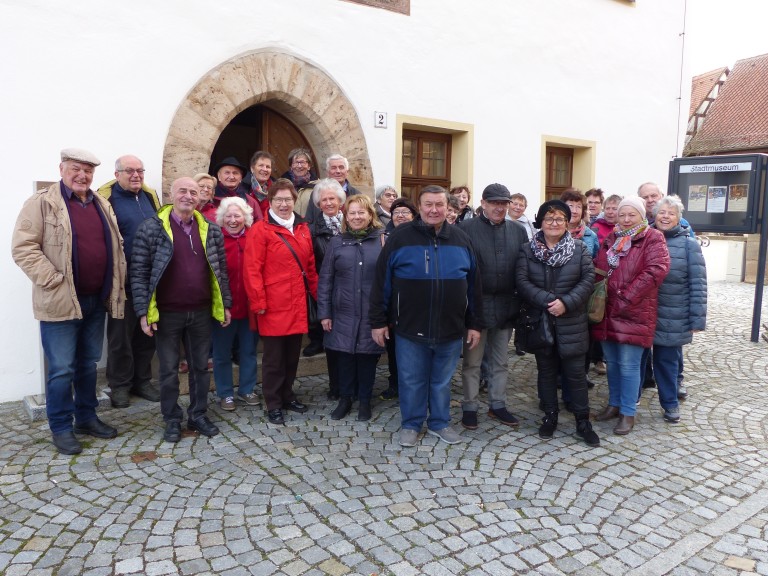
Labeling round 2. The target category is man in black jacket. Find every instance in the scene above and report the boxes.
[131,177,232,444]
[371,185,482,447]
[458,184,529,430]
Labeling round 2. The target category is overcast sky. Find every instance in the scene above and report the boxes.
[685,0,768,74]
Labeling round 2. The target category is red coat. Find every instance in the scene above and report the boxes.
[590,218,614,246]
[223,228,250,320]
[243,217,318,336]
[591,227,670,348]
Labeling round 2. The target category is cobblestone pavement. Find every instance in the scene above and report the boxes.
[1,281,767,576]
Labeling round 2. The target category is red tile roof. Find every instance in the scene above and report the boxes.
[689,67,727,117]
[687,53,768,154]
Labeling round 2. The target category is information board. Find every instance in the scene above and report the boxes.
[667,154,767,233]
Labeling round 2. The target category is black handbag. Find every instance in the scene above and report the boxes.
[518,307,554,353]
[276,233,318,325]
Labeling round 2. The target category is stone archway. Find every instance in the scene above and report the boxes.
[162,49,373,202]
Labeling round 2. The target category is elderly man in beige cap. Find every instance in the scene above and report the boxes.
[12,148,126,455]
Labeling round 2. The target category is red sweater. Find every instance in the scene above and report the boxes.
[223,227,250,320]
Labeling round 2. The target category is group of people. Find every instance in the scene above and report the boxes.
[11,147,706,455]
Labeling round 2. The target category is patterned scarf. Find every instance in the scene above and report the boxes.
[607,220,648,268]
[569,223,586,239]
[324,213,342,236]
[250,179,267,203]
[530,230,576,268]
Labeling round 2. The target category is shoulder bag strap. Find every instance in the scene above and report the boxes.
[276,232,311,294]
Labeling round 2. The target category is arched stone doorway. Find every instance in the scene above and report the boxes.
[162,49,374,202]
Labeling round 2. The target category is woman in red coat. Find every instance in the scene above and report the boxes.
[591,197,670,435]
[244,178,318,425]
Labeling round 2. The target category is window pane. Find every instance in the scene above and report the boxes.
[402,139,416,176]
[421,140,446,177]
[552,154,571,186]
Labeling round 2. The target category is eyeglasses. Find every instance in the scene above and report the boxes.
[382,192,398,198]
[292,160,308,166]
[392,210,412,217]
[118,168,145,176]
[543,217,567,225]
[272,197,294,205]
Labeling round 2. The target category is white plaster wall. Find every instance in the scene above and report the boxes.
[0,0,686,401]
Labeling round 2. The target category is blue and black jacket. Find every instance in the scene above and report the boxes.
[370,217,483,344]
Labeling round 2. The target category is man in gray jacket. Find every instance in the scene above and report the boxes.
[458,183,529,430]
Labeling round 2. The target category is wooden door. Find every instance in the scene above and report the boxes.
[210,106,315,180]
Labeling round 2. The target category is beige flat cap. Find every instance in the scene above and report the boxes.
[60,148,101,166]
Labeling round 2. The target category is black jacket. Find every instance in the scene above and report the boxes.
[310,214,336,273]
[370,218,483,344]
[458,215,528,329]
[516,239,594,358]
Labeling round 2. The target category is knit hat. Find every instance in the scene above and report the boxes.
[534,200,571,228]
[618,196,646,219]
[389,197,417,217]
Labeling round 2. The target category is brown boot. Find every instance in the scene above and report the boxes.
[594,405,620,422]
[614,415,635,435]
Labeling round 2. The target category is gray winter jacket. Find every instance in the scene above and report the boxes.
[317,228,385,355]
[654,224,707,346]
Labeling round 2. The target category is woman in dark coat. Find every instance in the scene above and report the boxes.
[652,195,706,422]
[318,195,385,421]
[516,200,599,446]
[592,197,670,435]
[306,178,347,396]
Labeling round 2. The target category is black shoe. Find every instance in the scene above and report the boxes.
[331,398,353,420]
[302,341,324,357]
[284,400,308,413]
[52,431,83,455]
[267,409,285,425]
[327,389,340,401]
[131,381,161,402]
[488,407,520,428]
[187,416,219,437]
[575,415,600,447]
[108,387,130,408]
[539,412,558,439]
[356,401,372,422]
[461,410,478,430]
[379,387,398,400]
[515,345,526,356]
[164,421,181,443]
[74,418,118,439]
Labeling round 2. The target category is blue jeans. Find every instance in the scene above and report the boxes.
[396,335,462,432]
[40,295,106,433]
[601,341,644,416]
[653,345,681,411]
[212,318,258,399]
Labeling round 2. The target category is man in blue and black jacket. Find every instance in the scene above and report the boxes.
[371,185,483,448]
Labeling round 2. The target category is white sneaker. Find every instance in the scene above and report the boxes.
[398,429,419,447]
[427,426,464,445]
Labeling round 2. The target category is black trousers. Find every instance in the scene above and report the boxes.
[106,293,155,391]
[535,349,589,415]
[326,348,341,395]
[261,334,303,411]
[385,333,398,390]
[336,352,380,402]
[155,309,211,423]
